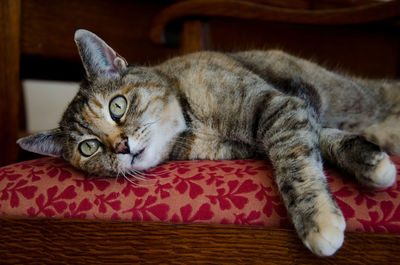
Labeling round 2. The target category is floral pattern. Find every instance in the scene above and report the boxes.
[1,157,400,233]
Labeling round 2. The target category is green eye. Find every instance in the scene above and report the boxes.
[79,139,100,157]
[109,95,127,120]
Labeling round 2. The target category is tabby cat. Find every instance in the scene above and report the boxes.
[18,29,399,256]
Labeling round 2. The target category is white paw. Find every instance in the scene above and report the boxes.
[303,210,346,256]
[369,153,397,189]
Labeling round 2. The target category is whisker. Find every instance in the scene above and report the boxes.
[132,169,167,180]
[124,176,139,185]
[131,168,176,178]
[132,169,159,179]
[127,170,150,181]
[123,170,165,187]
[113,170,120,191]
[121,171,139,186]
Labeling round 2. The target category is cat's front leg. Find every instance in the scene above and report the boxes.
[256,96,345,256]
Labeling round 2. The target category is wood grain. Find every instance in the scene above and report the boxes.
[249,0,381,10]
[20,0,179,64]
[207,19,400,78]
[1,216,400,264]
[0,0,21,166]
[150,0,400,44]
[181,20,210,54]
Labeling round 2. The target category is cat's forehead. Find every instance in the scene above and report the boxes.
[58,67,167,134]
[59,92,95,134]
[59,94,120,145]
[84,67,165,92]
[59,81,129,135]
[82,76,124,93]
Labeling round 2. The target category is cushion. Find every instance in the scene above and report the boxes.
[1,157,399,233]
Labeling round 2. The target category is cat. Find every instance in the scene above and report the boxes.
[18,29,399,256]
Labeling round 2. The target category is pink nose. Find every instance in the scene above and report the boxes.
[115,138,130,154]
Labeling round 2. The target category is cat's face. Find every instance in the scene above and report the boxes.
[59,69,186,176]
[17,30,186,176]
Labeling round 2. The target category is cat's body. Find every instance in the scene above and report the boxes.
[160,50,400,159]
[18,30,399,256]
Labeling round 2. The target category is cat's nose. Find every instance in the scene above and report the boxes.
[115,138,130,154]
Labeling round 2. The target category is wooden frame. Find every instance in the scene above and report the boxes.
[0,0,21,165]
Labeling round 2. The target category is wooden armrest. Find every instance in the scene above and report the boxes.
[0,0,21,166]
[150,0,400,44]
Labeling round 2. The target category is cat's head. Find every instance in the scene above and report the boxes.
[17,29,187,176]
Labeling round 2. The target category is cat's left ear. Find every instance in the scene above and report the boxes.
[74,29,128,81]
[17,129,65,157]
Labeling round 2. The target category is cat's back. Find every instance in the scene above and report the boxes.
[156,50,301,79]
[156,51,254,80]
[155,50,390,132]
[155,51,270,99]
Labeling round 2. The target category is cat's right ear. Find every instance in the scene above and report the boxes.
[74,29,128,81]
[17,129,65,157]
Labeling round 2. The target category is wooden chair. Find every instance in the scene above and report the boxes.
[1,1,400,264]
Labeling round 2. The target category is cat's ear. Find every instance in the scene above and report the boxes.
[74,29,128,81]
[17,129,65,157]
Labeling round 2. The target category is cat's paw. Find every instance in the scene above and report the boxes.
[367,153,397,189]
[303,210,346,256]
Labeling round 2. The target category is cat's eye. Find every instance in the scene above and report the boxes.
[79,139,100,157]
[109,95,127,120]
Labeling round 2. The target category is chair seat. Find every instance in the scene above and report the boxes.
[1,157,399,233]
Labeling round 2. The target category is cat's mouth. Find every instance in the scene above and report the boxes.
[130,148,145,164]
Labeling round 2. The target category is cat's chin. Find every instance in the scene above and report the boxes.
[130,154,156,171]
[133,146,168,171]
[116,145,165,172]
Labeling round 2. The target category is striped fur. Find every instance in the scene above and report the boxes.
[18,31,400,256]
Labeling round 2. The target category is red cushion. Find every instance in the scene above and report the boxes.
[1,157,399,233]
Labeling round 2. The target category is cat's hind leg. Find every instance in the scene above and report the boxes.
[362,113,400,156]
[361,81,400,156]
[319,128,397,189]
